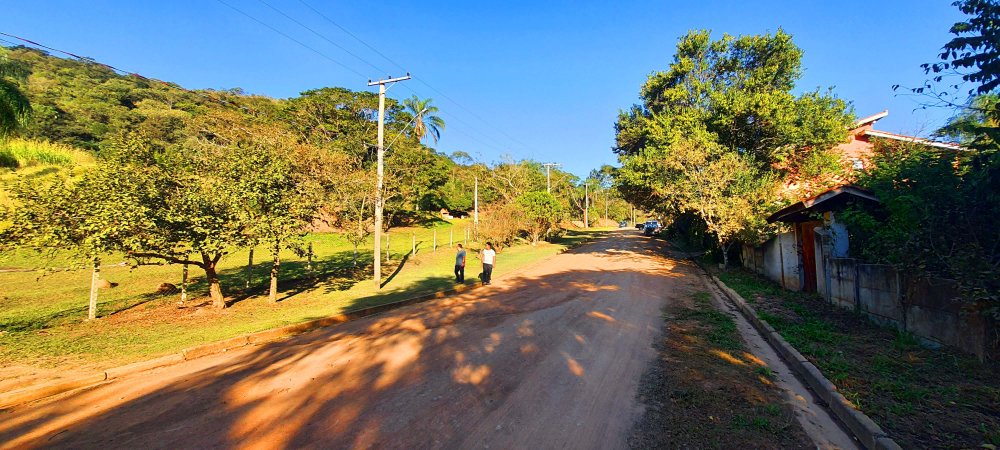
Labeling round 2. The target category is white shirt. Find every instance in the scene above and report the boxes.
[482,249,496,265]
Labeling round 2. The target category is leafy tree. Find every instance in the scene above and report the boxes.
[0,171,138,320]
[69,113,313,308]
[328,158,377,265]
[841,139,999,315]
[923,0,1000,97]
[938,94,999,149]
[483,157,547,203]
[0,49,31,137]
[615,29,851,257]
[402,95,446,144]
[846,3,1000,315]
[656,133,776,266]
[478,202,522,251]
[517,191,562,244]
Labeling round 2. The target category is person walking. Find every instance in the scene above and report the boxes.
[480,242,496,285]
[454,244,466,283]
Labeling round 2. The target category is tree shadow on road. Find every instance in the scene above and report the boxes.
[0,233,702,449]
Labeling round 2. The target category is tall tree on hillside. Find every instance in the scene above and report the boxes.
[403,95,446,144]
[0,50,31,137]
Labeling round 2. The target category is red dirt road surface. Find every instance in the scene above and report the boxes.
[1,232,705,449]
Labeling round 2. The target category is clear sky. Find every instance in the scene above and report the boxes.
[2,1,966,177]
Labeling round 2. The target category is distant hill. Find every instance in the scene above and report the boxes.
[4,45,250,153]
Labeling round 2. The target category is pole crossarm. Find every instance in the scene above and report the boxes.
[367,74,411,86]
[542,162,561,193]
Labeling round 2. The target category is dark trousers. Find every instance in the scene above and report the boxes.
[454,265,465,283]
[482,263,493,284]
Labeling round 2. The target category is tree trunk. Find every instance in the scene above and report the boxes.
[721,243,730,268]
[307,242,313,273]
[352,244,358,266]
[269,244,279,303]
[246,248,254,289]
[181,261,188,304]
[203,253,225,308]
[87,256,100,320]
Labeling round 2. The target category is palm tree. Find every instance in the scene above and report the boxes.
[0,50,31,137]
[403,95,445,144]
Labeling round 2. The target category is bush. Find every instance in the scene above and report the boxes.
[0,148,17,169]
[841,139,1000,316]
[478,203,523,251]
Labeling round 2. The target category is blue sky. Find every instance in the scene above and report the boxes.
[2,1,966,177]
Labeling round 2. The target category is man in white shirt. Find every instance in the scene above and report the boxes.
[480,242,496,285]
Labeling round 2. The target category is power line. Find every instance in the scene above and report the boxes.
[255,0,389,75]
[290,2,535,155]
[213,0,368,79]
[297,0,407,73]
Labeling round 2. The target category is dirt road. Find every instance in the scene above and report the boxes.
[1,232,706,449]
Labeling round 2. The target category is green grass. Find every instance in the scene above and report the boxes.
[718,268,1000,448]
[0,138,94,169]
[680,291,742,350]
[0,223,606,370]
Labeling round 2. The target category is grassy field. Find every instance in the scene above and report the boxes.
[719,269,1000,449]
[0,222,603,371]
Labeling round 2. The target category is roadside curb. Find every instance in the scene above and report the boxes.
[0,281,484,410]
[708,274,902,450]
[0,232,606,411]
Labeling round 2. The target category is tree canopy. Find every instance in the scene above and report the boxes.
[615,29,852,259]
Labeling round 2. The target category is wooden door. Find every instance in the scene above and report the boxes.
[799,221,821,292]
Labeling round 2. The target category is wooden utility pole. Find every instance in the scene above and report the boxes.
[368,74,410,289]
[584,183,589,229]
[542,162,561,193]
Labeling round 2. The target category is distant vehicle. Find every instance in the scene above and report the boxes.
[635,223,644,230]
[618,220,628,228]
[643,220,661,236]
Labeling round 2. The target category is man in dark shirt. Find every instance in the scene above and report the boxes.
[454,244,466,283]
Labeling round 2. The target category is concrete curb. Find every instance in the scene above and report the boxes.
[709,274,903,450]
[0,373,108,410]
[0,282,485,410]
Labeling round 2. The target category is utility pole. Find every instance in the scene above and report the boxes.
[542,162,561,193]
[369,73,410,289]
[584,183,589,229]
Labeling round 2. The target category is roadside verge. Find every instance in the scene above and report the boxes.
[707,274,902,450]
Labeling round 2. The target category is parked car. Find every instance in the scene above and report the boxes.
[635,223,645,230]
[618,220,628,228]
[643,220,661,236]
